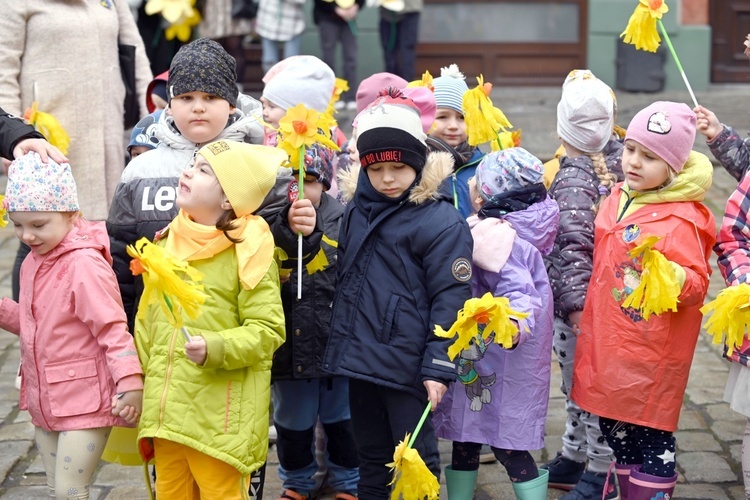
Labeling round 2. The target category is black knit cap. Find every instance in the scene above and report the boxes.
[168,38,238,107]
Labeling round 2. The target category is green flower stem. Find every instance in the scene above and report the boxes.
[407,403,432,448]
[657,20,698,108]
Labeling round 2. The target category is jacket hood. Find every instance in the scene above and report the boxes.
[620,150,713,206]
[502,196,559,256]
[39,219,113,266]
[156,93,265,149]
[337,151,455,204]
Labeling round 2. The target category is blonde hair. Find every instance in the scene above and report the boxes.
[589,151,618,214]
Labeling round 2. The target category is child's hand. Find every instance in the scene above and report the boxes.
[694,105,722,141]
[288,199,316,236]
[185,335,207,365]
[111,390,143,425]
[423,380,448,410]
[568,311,583,336]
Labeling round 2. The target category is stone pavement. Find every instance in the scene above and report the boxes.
[0,84,749,499]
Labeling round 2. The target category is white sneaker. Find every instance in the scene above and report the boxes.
[268,425,277,444]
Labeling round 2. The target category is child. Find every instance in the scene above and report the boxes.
[432,148,558,499]
[0,153,143,499]
[272,144,359,500]
[146,70,169,113]
[108,38,317,334]
[571,102,716,499]
[323,88,473,498]
[427,64,485,219]
[542,70,621,500]
[127,110,163,161]
[695,103,750,497]
[135,140,286,499]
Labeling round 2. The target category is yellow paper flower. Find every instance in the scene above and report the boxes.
[387,433,439,500]
[620,0,669,53]
[23,102,70,155]
[324,78,350,119]
[0,195,7,228]
[462,75,513,148]
[621,235,680,320]
[145,0,194,24]
[277,104,340,166]
[701,284,750,356]
[127,237,207,328]
[434,292,530,360]
[406,70,434,91]
[165,6,201,42]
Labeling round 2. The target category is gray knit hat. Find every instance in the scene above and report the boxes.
[168,38,238,107]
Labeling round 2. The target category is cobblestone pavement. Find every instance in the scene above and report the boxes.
[1,85,749,499]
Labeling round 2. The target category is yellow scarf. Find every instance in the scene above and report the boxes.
[166,210,274,290]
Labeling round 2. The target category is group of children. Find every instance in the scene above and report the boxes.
[2,32,750,500]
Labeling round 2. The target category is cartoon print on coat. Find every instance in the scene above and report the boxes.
[611,262,644,322]
[457,329,497,412]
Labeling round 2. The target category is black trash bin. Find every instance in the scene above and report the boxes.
[615,38,666,92]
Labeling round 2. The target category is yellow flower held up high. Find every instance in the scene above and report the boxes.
[24,102,70,155]
[165,5,201,41]
[435,292,529,360]
[621,235,680,320]
[127,237,207,328]
[145,0,195,24]
[387,433,439,500]
[462,75,513,150]
[701,284,750,356]
[277,104,340,166]
[620,0,669,53]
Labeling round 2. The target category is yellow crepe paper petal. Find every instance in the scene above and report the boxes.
[145,0,195,24]
[278,104,341,163]
[620,0,669,53]
[701,283,750,356]
[325,78,350,118]
[24,102,71,155]
[0,195,7,228]
[164,7,201,42]
[621,235,680,320]
[462,75,513,148]
[127,237,207,329]
[406,71,434,91]
[434,292,530,360]
[387,433,439,500]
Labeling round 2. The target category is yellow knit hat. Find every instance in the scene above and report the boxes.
[198,140,286,217]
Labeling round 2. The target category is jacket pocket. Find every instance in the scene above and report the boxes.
[377,295,401,345]
[45,357,102,417]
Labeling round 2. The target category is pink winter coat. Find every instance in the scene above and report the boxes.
[0,220,142,431]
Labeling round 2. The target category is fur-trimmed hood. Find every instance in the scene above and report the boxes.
[337,151,455,204]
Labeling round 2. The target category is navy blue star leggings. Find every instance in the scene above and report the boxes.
[599,417,676,477]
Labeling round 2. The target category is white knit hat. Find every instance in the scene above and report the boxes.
[556,70,616,154]
[261,56,335,113]
[432,64,468,114]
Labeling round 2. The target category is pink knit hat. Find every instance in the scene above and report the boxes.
[355,72,409,113]
[625,101,696,172]
[402,86,436,134]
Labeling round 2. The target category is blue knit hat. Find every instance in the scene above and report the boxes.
[432,64,469,114]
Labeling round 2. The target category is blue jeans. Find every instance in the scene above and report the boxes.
[273,378,359,494]
[261,35,302,73]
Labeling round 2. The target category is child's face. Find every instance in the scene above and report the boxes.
[430,108,467,147]
[302,175,324,207]
[129,145,151,161]
[168,91,235,145]
[151,93,168,111]
[176,155,230,225]
[366,161,417,198]
[468,176,484,213]
[260,97,286,129]
[622,139,672,191]
[9,211,77,255]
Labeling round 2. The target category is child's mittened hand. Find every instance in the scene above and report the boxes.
[111,390,143,425]
[288,199,316,236]
[185,335,207,365]
[423,380,448,410]
[693,105,722,141]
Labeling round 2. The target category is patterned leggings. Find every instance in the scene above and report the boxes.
[34,426,110,499]
[452,441,539,483]
[599,417,676,477]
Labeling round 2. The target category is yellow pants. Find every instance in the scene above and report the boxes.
[153,438,249,500]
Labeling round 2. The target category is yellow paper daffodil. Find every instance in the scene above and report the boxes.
[462,75,513,149]
[145,0,195,24]
[435,292,530,360]
[23,102,70,155]
[621,0,669,52]
[277,104,340,165]
[165,6,201,42]
[127,237,207,328]
[0,195,7,228]
[406,70,434,91]
[387,433,439,500]
[621,235,680,320]
[701,283,750,356]
[324,78,350,119]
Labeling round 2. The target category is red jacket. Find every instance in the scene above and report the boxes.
[572,157,715,432]
[0,220,142,431]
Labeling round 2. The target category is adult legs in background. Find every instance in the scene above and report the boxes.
[261,38,281,74]
[394,13,419,81]
[34,426,110,500]
[282,34,302,60]
[222,35,247,87]
[378,18,400,77]
[318,19,358,103]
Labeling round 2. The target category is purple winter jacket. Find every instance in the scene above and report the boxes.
[432,196,558,450]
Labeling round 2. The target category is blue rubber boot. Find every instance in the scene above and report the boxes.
[444,466,477,500]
